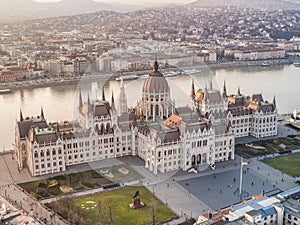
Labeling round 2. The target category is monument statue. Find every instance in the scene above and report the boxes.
[129,190,144,209]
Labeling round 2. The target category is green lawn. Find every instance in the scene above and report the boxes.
[47,186,177,225]
[262,152,300,177]
[18,170,113,199]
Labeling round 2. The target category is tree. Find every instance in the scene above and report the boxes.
[103,198,116,225]
[96,199,103,225]
[149,198,158,225]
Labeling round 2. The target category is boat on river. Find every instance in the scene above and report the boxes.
[293,62,300,67]
[0,89,11,94]
[115,75,139,81]
[261,62,270,67]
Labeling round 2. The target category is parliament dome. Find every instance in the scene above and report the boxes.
[143,61,169,93]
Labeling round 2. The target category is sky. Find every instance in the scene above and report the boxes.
[35,0,195,4]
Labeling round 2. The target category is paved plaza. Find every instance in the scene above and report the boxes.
[178,169,279,210]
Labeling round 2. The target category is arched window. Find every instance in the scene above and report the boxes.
[150,105,153,116]
[155,105,159,116]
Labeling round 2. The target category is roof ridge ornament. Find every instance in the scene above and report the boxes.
[154,60,159,72]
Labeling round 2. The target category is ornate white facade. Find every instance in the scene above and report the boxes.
[225,86,278,138]
[16,61,236,176]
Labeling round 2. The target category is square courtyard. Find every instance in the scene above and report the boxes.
[178,169,280,210]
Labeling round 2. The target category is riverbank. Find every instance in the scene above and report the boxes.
[0,58,293,91]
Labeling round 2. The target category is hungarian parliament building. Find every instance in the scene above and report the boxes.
[15,62,277,176]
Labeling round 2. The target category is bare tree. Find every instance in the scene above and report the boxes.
[96,199,103,225]
[103,198,116,225]
[150,198,158,225]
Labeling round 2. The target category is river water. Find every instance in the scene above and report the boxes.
[1,64,299,150]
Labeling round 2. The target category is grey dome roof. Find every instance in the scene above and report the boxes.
[143,61,169,93]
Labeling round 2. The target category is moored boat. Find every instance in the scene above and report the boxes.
[0,89,11,94]
[115,75,139,81]
[261,62,270,67]
[293,62,300,67]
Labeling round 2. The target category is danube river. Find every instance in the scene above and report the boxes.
[1,64,300,150]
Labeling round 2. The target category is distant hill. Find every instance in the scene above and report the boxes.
[189,0,300,10]
[0,0,144,22]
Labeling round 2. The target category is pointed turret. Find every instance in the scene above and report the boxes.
[273,95,276,108]
[222,80,227,98]
[20,109,23,122]
[237,86,241,96]
[41,106,44,119]
[111,91,116,112]
[190,79,195,98]
[87,93,92,114]
[102,87,105,101]
[117,76,128,116]
[209,79,213,90]
[87,93,90,106]
[79,89,83,109]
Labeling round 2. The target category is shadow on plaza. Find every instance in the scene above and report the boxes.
[178,169,280,211]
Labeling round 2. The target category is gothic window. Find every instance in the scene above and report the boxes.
[155,105,159,116]
[150,105,153,116]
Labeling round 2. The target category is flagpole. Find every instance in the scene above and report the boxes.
[239,156,243,199]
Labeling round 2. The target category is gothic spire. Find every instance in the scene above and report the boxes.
[41,106,44,119]
[237,86,241,96]
[209,79,213,90]
[102,87,105,101]
[111,91,116,112]
[190,78,195,98]
[273,95,276,108]
[79,89,83,109]
[87,93,90,106]
[117,77,128,116]
[222,80,227,98]
[20,109,23,121]
[87,93,91,114]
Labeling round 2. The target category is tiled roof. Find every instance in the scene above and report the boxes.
[17,120,33,138]
[35,133,58,144]
[159,130,180,144]
[94,104,110,117]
